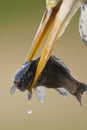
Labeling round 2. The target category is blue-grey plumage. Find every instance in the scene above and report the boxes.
[79,2,87,45]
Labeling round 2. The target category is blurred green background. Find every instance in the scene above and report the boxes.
[0,0,87,130]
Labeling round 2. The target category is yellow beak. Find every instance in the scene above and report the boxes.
[26,0,81,90]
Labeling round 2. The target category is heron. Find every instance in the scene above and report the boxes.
[10,0,87,106]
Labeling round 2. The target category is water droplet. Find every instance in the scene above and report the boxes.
[27,109,32,114]
[27,100,32,114]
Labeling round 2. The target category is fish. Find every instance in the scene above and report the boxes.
[10,55,87,106]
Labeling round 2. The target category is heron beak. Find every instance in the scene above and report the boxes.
[26,1,62,61]
[26,1,62,90]
[26,0,81,90]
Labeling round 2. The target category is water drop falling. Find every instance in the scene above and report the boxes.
[27,100,32,114]
[27,109,32,114]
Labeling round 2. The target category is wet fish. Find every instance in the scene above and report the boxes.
[11,55,87,106]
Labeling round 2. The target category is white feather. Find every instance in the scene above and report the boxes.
[79,2,87,45]
[58,0,81,38]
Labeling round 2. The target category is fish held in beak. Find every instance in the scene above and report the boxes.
[11,55,87,105]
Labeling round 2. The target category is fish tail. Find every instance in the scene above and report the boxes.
[75,82,87,106]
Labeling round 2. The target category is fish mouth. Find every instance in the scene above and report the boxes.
[11,82,27,93]
[10,85,17,95]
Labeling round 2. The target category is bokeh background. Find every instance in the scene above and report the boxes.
[0,0,87,130]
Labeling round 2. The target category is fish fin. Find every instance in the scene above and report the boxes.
[34,86,46,102]
[56,87,68,98]
[75,82,87,106]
